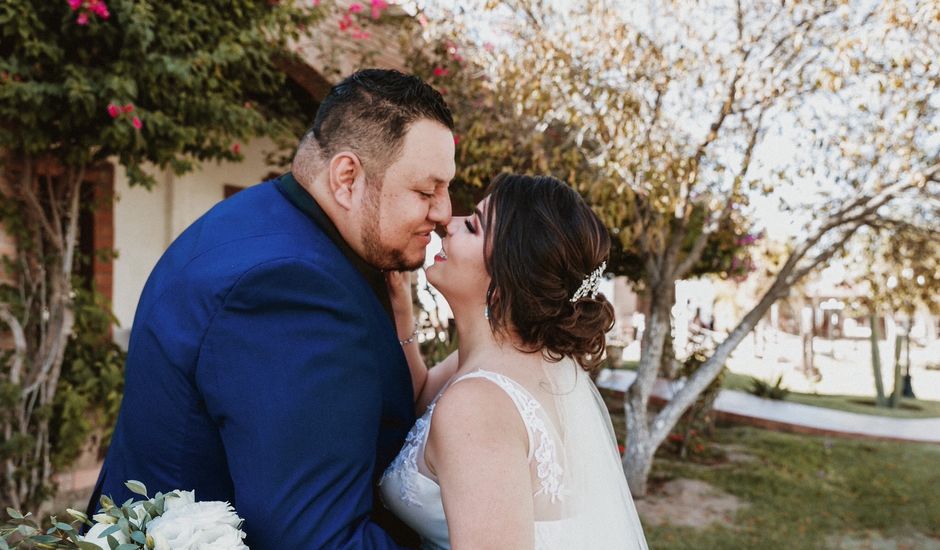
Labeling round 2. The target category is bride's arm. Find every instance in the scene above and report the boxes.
[426,379,534,549]
[386,271,458,411]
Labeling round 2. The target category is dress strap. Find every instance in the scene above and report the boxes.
[450,370,565,502]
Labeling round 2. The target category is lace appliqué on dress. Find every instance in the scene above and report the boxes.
[460,371,565,503]
[381,403,436,508]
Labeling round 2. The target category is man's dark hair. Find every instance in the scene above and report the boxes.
[296,69,453,181]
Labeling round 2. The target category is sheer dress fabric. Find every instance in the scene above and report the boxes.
[379,358,648,550]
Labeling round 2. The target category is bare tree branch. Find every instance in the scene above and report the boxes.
[0,305,27,386]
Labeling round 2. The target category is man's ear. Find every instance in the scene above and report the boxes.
[328,152,362,210]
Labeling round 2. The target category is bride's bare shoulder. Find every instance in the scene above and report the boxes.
[426,374,529,461]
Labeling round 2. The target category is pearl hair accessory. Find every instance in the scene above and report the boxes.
[570,261,606,303]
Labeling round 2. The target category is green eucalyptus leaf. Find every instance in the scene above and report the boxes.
[3,510,21,521]
[67,508,91,525]
[125,480,148,498]
[130,530,147,544]
[15,524,37,537]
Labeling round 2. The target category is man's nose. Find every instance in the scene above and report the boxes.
[429,193,452,235]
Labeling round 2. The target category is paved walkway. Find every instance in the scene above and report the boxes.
[595,369,940,444]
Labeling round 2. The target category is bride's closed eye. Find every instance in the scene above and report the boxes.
[464,219,476,234]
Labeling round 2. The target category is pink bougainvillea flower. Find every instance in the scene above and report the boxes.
[68,0,82,10]
[351,28,371,40]
[312,0,321,5]
[338,13,353,30]
[348,2,363,13]
[123,103,134,113]
[453,134,460,145]
[76,12,89,25]
[107,104,120,118]
[370,0,388,19]
[131,116,142,130]
[232,143,241,155]
[433,67,448,77]
[91,2,109,18]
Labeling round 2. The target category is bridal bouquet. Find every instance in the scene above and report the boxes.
[1,481,248,549]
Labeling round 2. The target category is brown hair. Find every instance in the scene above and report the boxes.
[482,174,615,372]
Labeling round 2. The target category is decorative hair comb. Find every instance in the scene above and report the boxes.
[570,261,606,302]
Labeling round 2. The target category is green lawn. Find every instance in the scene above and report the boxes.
[642,427,940,549]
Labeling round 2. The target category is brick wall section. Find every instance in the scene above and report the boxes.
[88,164,115,304]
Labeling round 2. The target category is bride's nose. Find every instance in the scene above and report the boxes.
[439,217,460,238]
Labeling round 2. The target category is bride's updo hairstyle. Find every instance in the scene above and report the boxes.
[482,174,615,371]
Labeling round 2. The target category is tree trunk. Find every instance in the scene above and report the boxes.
[660,316,678,379]
[0,157,82,511]
[623,437,655,497]
[623,267,791,496]
[624,280,674,496]
[869,313,887,407]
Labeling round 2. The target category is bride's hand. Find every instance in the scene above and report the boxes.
[385,270,416,336]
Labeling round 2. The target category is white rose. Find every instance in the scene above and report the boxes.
[80,522,129,550]
[147,500,245,550]
[164,489,196,512]
[191,524,249,550]
[147,513,197,550]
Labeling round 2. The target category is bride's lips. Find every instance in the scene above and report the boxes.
[433,244,448,263]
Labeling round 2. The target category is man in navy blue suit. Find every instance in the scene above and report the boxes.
[89,69,456,548]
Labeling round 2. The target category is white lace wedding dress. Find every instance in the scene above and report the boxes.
[379,358,648,549]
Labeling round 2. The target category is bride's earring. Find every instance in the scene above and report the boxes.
[484,287,494,320]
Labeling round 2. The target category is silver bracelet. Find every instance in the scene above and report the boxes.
[398,321,419,346]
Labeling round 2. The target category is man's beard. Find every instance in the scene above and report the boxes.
[361,183,424,271]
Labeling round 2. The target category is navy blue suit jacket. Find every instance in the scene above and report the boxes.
[91,177,416,548]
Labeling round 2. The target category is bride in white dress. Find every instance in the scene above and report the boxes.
[380,174,648,549]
